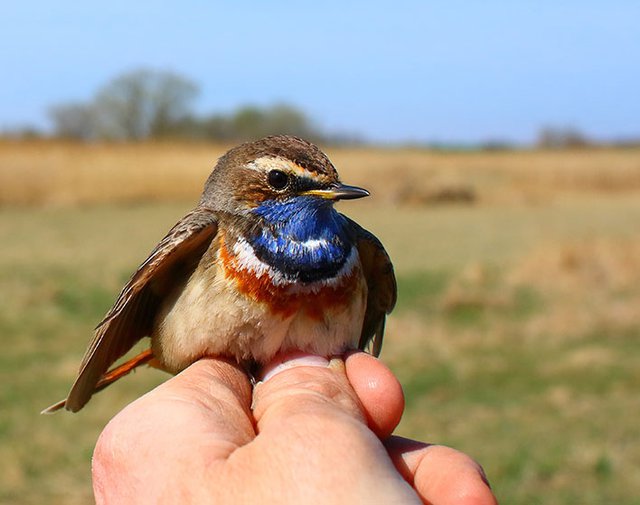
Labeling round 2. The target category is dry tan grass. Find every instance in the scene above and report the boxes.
[0,141,222,206]
[431,236,640,344]
[1,140,640,206]
[506,237,640,341]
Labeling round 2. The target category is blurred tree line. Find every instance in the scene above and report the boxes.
[10,67,635,147]
[535,126,591,149]
[48,69,325,143]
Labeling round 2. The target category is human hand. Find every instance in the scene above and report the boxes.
[93,352,497,504]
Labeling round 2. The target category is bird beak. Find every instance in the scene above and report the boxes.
[303,183,370,201]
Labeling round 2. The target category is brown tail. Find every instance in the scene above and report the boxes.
[41,349,155,414]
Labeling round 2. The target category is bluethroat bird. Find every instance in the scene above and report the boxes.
[44,135,396,413]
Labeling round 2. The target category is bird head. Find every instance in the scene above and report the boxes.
[200,136,369,215]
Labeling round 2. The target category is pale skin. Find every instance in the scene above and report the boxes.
[93,352,498,504]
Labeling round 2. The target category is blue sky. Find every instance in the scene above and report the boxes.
[2,1,638,143]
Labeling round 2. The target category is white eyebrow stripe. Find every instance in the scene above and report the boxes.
[246,156,320,180]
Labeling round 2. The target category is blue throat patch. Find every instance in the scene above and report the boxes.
[249,196,352,283]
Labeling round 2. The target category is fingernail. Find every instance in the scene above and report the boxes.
[259,352,330,382]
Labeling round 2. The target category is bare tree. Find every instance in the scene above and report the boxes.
[93,69,199,140]
[48,102,98,140]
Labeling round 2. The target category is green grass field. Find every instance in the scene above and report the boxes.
[1,144,639,504]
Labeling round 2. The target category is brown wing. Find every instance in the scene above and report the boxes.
[343,216,397,357]
[63,207,218,412]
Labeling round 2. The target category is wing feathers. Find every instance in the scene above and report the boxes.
[64,207,218,412]
[343,216,397,357]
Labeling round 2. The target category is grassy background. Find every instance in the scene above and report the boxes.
[1,141,639,504]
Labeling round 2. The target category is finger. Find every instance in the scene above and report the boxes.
[249,353,422,504]
[254,352,365,430]
[385,436,498,505]
[344,351,404,439]
[151,357,254,444]
[93,358,253,503]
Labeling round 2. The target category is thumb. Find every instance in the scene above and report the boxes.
[253,353,365,434]
[247,354,421,504]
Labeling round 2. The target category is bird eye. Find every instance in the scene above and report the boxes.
[267,169,289,190]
